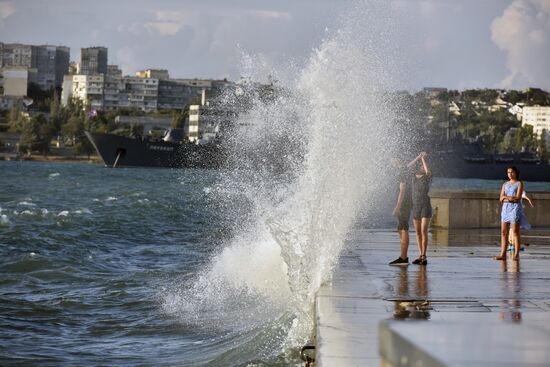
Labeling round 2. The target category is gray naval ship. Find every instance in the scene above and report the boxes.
[85,128,225,168]
[428,142,550,182]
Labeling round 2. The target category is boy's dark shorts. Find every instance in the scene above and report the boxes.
[396,207,411,231]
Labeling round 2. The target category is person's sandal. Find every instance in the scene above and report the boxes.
[412,257,422,265]
[420,255,428,265]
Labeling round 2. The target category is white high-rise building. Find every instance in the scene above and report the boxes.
[61,74,104,110]
[522,106,550,149]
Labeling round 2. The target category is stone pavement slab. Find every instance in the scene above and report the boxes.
[314,228,550,367]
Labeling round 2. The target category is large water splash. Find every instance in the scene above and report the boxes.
[163,1,409,363]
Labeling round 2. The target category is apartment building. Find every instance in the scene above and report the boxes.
[80,47,108,75]
[62,74,159,112]
[0,43,70,90]
[117,76,158,111]
[523,106,550,149]
[136,69,169,80]
[107,65,122,77]
[103,75,122,111]
[61,74,105,110]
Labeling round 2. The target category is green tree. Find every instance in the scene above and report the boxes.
[49,89,63,134]
[129,123,144,137]
[171,107,189,128]
[19,114,51,154]
[500,129,516,153]
[525,88,550,106]
[538,130,549,162]
[62,115,84,145]
[7,106,26,132]
[515,124,538,153]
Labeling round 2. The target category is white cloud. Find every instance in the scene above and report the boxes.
[113,6,295,78]
[244,10,291,21]
[391,0,461,18]
[117,23,144,35]
[116,47,140,75]
[144,21,182,36]
[117,10,189,36]
[0,1,15,28]
[117,8,291,38]
[491,0,550,89]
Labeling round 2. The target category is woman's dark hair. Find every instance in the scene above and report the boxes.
[507,165,521,180]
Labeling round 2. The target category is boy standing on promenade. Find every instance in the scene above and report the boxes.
[389,156,414,265]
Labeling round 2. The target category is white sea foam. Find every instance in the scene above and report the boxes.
[106,197,117,201]
[75,208,93,215]
[165,0,409,361]
[18,201,37,207]
[0,214,10,225]
[48,172,60,179]
[57,210,70,217]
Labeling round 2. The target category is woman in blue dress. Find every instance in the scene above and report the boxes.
[495,166,524,261]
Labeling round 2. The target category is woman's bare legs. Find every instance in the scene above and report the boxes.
[413,218,429,263]
[421,218,430,257]
[413,218,422,257]
[495,222,510,260]
[511,223,520,260]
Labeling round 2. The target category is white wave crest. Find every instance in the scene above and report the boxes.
[18,201,37,207]
[75,208,93,215]
[0,214,10,225]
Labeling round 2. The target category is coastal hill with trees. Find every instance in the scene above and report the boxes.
[401,87,549,161]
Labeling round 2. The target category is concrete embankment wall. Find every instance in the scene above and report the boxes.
[430,190,550,229]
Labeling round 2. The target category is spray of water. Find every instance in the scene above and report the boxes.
[163,1,410,363]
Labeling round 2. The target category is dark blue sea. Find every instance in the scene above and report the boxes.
[0,161,279,366]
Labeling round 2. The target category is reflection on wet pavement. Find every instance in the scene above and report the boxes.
[500,259,522,322]
[393,267,431,320]
[316,228,550,366]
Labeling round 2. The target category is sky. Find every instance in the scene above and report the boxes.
[1,0,549,91]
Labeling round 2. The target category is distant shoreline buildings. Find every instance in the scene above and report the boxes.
[0,43,549,150]
[0,42,233,112]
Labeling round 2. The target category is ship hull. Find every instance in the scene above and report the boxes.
[431,154,550,182]
[86,132,550,180]
[85,132,223,168]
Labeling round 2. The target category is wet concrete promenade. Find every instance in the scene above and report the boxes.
[315,228,550,366]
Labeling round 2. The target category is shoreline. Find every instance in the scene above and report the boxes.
[0,153,102,165]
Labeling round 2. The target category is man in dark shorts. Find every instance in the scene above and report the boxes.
[389,158,413,265]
